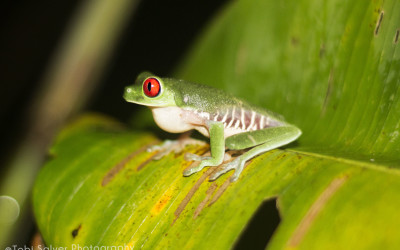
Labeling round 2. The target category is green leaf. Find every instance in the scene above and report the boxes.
[33,0,400,249]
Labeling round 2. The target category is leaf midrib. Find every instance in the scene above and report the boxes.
[289,148,400,175]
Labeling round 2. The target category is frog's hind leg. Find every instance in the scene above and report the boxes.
[210,125,301,182]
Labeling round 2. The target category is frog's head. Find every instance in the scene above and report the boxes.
[124,72,177,107]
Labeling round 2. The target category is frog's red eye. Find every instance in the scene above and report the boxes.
[143,77,161,97]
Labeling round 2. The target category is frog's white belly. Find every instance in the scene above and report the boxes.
[151,107,197,133]
[151,106,249,138]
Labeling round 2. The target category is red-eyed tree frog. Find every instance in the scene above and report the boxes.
[124,72,301,182]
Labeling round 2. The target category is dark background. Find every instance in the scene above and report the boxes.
[0,0,227,166]
[0,1,279,248]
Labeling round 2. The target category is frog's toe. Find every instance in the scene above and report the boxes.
[230,159,245,182]
[183,154,215,177]
[147,141,174,160]
[149,139,204,160]
[209,157,245,182]
[209,158,239,181]
[183,161,208,176]
[147,144,161,153]
[152,151,169,160]
[147,140,174,153]
[183,167,196,176]
[184,153,211,162]
[184,153,201,161]
[183,152,228,178]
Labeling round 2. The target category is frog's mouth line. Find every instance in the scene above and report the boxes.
[124,98,174,109]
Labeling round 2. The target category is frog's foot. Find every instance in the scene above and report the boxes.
[209,157,245,182]
[183,154,212,176]
[148,138,206,160]
[183,152,231,177]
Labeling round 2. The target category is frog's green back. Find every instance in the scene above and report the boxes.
[163,77,286,123]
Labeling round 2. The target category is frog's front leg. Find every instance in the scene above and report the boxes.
[183,121,225,176]
[148,132,206,160]
[210,125,301,182]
